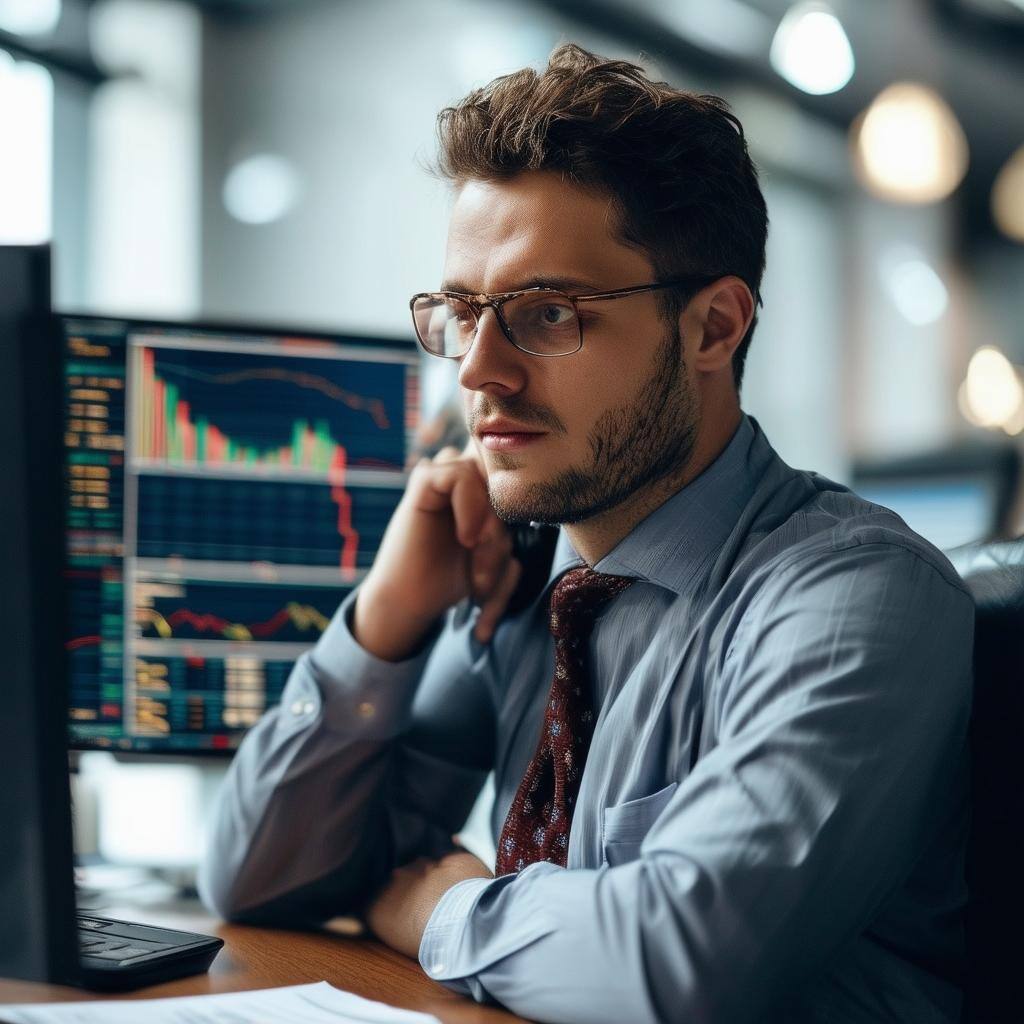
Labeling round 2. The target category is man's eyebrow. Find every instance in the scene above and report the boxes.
[439,275,604,294]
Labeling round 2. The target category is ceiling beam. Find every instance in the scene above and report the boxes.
[534,0,857,129]
[0,28,107,84]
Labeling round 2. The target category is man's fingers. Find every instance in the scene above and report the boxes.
[410,460,486,541]
[409,449,496,549]
[470,523,514,600]
[474,557,522,644]
[449,466,494,547]
[433,445,463,464]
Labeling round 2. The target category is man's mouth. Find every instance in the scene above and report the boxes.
[475,417,548,454]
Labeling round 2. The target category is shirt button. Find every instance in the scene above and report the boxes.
[290,700,304,715]
[357,701,375,718]
[430,963,446,975]
[302,700,315,714]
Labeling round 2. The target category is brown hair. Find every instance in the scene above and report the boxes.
[435,43,769,393]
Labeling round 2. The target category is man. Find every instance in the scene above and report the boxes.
[200,45,974,1024]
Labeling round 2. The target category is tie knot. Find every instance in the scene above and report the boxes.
[548,566,635,640]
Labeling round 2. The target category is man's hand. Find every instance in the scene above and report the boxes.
[353,443,521,661]
[365,850,494,959]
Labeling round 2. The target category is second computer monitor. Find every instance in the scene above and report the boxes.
[63,315,420,755]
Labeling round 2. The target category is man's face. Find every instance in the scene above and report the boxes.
[445,171,700,526]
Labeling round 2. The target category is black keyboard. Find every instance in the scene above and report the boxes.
[78,914,224,991]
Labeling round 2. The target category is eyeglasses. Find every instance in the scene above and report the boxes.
[409,276,721,360]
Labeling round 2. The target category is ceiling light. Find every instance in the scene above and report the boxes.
[962,346,1024,430]
[222,154,300,226]
[991,144,1024,243]
[769,2,855,95]
[957,382,984,428]
[0,0,61,36]
[851,82,968,204]
[880,247,949,326]
[1002,397,1024,436]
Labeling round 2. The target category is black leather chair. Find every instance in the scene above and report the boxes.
[949,539,1024,1023]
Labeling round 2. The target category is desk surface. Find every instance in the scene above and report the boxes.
[0,900,527,1023]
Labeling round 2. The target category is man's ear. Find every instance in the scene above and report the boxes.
[690,276,754,375]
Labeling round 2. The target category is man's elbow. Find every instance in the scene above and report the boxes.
[196,853,253,923]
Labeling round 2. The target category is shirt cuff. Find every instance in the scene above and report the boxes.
[419,876,496,999]
[418,862,561,999]
[304,588,441,738]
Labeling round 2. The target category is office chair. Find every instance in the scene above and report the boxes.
[949,537,1024,1024]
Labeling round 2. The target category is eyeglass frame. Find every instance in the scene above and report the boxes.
[409,274,757,360]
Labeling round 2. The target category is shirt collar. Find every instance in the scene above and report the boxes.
[544,413,771,597]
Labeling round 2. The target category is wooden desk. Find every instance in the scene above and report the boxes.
[0,901,528,1023]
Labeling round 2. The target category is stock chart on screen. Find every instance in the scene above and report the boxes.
[62,317,419,753]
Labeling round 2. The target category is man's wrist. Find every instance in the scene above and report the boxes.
[351,580,443,663]
[418,874,495,979]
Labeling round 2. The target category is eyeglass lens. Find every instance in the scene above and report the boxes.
[412,292,582,357]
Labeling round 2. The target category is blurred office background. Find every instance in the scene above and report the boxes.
[2,0,1023,878]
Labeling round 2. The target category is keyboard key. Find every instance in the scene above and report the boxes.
[85,946,136,961]
[112,947,154,961]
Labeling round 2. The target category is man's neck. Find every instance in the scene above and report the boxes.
[565,406,742,566]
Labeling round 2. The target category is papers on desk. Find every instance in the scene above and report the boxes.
[0,981,442,1024]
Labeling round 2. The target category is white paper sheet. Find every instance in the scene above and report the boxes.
[0,981,442,1024]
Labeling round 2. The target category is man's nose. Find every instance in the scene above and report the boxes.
[457,307,528,395]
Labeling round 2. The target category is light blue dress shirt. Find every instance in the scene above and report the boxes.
[199,413,974,1024]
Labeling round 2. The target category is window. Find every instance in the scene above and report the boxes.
[0,50,52,243]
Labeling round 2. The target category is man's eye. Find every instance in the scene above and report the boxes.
[539,305,574,326]
[446,306,475,326]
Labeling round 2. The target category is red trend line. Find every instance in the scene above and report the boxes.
[249,608,296,639]
[329,445,360,582]
[67,635,102,651]
[165,607,296,639]
[167,610,236,635]
[151,605,326,640]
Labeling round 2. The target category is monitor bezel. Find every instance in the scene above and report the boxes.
[850,441,1022,549]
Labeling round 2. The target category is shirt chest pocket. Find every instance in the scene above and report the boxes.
[600,781,678,868]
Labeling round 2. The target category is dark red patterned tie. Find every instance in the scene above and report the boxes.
[495,566,635,875]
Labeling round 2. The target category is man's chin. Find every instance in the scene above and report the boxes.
[486,475,562,526]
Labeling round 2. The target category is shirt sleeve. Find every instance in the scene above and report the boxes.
[197,587,497,924]
[418,541,974,1024]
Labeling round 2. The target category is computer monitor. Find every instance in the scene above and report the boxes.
[0,244,80,982]
[61,313,420,755]
[852,444,1021,553]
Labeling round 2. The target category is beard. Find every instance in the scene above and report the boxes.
[484,321,699,526]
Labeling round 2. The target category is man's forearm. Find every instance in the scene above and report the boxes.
[198,590,440,921]
[352,577,444,663]
[366,851,494,958]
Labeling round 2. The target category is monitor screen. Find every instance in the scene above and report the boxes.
[62,315,419,754]
[854,475,997,552]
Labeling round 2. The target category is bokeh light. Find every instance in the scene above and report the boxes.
[852,82,969,203]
